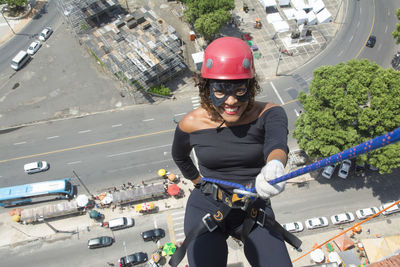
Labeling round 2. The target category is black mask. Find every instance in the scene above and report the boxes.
[209,79,250,107]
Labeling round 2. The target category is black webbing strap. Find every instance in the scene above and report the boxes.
[169,204,232,267]
[240,199,302,249]
[253,206,302,249]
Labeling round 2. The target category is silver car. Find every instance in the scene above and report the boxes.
[356,207,379,220]
[305,217,329,230]
[27,41,42,55]
[24,161,49,174]
[338,159,352,179]
[39,27,53,41]
[321,164,336,179]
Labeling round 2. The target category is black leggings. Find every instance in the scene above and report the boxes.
[184,189,292,267]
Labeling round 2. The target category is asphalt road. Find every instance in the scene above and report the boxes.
[0,213,169,266]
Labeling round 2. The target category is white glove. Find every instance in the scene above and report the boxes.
[255,160,286,199]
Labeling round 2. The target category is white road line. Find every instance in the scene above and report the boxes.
[357,21,360,28]
[377,44,382,51]
[270,82,284,105]
[107,144,171,157]
[14,141,27,145]
[174,113,186,116]
[294,109,300,117]
[338,50,344,57]
[111,124,122,128]
[385,25,388,33]
[67,161,82,165]
[175,227,184,231]
[192,99,200,103]
[78,130,92,134]
[47,136,59,139]
[174,222,184,226]
[175,232,185,236]
[154,218,158,228]
[174,215,185,220]
[349,35,354,42]
[143,118,154,122]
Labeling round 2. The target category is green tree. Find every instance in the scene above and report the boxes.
[293,59,400,173]
[393,8,400,44]
[5,0,27,11]
[194,9,231,40]
[182,0,234,39]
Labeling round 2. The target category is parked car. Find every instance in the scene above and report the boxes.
[282,222,304,233]
[39,27,53,41]
[321,164,336,179]
[338,159,352,179]
[380,201,400,216]
[87,236,113,249]
[331,212,355,225]
[119,252,148,267]
[392,52,400,71]
[24,161,49,174]
[141,228,165,241]
[27,40,42,55]
[305,217,329,230]
[108,217,134,231]
[356,207,379,220]
[366,35,376,48]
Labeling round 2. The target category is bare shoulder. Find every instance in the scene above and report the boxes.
[254,101,279,118]
[179,108,214,133]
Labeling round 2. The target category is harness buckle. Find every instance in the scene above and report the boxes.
[202,213,218,232]
[256,208,266,227]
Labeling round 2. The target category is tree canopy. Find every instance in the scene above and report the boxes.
[3,0,27,10]
[393,8,400,44]
[293,59,400,174]
[181,0,234,40]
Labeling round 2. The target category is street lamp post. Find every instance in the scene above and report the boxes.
[1,10,16,35]
[275,49,282,76]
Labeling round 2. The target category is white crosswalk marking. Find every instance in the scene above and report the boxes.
[171,210,186,243]
[191,96,200,109]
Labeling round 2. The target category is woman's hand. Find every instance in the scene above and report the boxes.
[192,176,202,185]
[255,160,286,199]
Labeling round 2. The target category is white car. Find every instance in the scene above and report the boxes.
[355,207,379,220]
[331,212,355,225]
[321,164,336,179]
[338,159,352,179]
[39,27,53,41]
[380,201,400,216]
[24,161,49,174]
[305,217,329,230]
[282,221,304,233]
[27,40,42,55]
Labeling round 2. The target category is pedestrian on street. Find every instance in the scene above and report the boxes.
[171,37,296,267]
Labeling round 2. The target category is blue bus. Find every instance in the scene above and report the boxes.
[0,178,75,207]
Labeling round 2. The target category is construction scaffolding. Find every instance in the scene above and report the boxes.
[57,0,186,91]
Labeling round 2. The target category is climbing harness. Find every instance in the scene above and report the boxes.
[169,181,302,267]
[169,127,400,267]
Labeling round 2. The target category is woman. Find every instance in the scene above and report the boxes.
[171,37,293,267]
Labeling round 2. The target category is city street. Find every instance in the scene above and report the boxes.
[0,0,400,266]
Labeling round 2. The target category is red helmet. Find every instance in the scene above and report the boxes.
[201,37,255,80]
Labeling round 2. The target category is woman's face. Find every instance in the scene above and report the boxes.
[209,80,250,124]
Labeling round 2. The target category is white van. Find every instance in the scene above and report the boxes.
[11,50,30,70]
[108,217,134,230]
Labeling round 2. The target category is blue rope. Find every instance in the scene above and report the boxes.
[202,127,400,194]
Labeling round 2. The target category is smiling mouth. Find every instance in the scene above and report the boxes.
[224,106,240,115]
